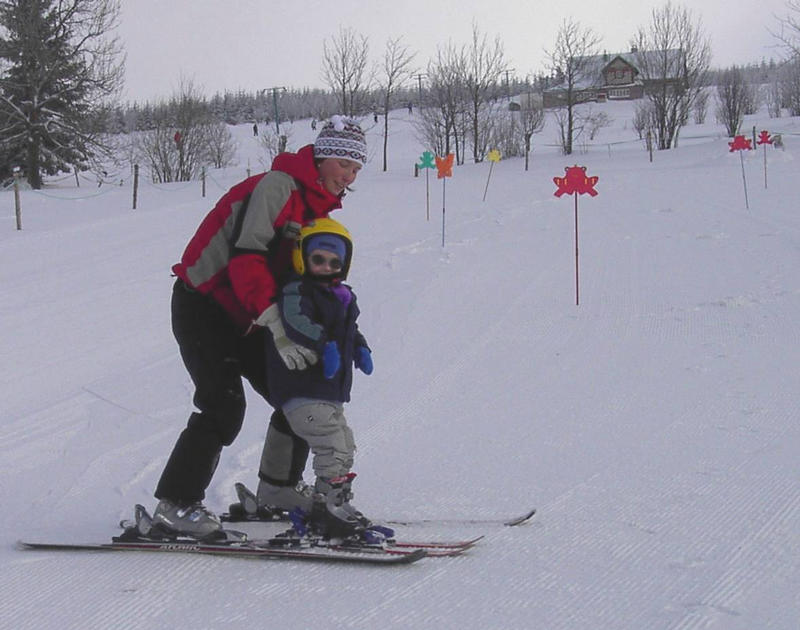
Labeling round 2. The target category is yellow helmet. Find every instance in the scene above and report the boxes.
[292,217,353,279]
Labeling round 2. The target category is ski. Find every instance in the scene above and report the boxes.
[260,525,477,559]
[118,504,477,559]
[91,503,477,562]
[383,507,537,528]
[223,482,535,528]
[390,535,484,550]
[17,538,426,565]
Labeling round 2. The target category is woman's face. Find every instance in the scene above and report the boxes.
[318,158,362,196]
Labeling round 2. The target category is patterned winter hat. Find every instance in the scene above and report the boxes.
[313,115,367,166]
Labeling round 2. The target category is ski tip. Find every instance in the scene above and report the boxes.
[504,507,536,527]
[399,548,428,564]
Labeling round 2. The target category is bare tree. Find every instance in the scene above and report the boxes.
[584,108,611,140]
[134,81,218,182]
[420,43,468,162]
[413,105,448,156]
[257,125,293,169]
[489,111,519,158]
[693,88,709,123]
[779,58,800,116]
[0,0,124,188]
[520,91,544,170]
[772,4,800,116]
[464,24,506,162]
[772,0,800,57]
[632,100,657,141]
[321,27,371,116]
[716,65,757,136]
[377,37,416,171]
[631,1,711,150]
[205,122,238,169]
[766,73,783,118]
[545,18,602,155]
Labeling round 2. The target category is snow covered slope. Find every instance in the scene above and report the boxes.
[1,102,799,629]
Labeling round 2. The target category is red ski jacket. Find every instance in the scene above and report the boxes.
[172,145,342,331]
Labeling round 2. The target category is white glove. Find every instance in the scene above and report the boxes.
[257,304,318,370]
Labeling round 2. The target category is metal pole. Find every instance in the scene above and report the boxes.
[261,87,286,134]
[482,162,494,202]
[426,169,430,221]
[740,151,749,210]
[441,178,446,247]
[133,164,139,209]
[14,171,22,230]
[413,74,425,103]
[273,88,280,134]
[574,193,580,306]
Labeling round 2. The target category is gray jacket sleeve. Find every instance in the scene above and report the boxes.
[233,171,296,253]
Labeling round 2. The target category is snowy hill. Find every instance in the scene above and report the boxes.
[2,102,799,629]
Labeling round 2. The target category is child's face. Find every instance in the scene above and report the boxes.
[307,248,344,278]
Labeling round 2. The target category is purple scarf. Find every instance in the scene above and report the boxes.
[330,282,352,308]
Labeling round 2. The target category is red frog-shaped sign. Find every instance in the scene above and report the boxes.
[553,165,599,197]
[728,135,752,152]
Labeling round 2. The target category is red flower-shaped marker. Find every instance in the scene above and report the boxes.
[728,135,752,152]
[436,154,454,179]
[436,153,455,247]
[553,165,599,197]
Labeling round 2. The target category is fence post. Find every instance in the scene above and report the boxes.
[133,164,139,209]
[13,169,22,230]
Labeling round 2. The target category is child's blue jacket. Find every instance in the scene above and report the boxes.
[265,273,369,409]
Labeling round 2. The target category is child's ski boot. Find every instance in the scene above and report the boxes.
[307,472,371,540]
[256,478,313,514]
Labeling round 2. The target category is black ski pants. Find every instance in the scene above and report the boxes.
[154,279,308,503]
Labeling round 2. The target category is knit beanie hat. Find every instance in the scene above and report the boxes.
[306,233,347,262]
[313,115,367,166]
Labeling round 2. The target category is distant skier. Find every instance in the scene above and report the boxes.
[264,217,374,538]
[152,117,367,538]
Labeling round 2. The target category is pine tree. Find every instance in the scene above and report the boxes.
[0,0,123,188]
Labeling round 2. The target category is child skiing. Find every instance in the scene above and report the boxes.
[263,217,374,539]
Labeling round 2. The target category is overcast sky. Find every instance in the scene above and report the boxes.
[118,0,791,103]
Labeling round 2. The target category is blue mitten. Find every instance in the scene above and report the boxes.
[354,346,373,375]
[322,341,341,379]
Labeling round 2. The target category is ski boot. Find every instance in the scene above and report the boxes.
[151,499,222,539]
[307,473,372,540]
[257,478,313,514]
